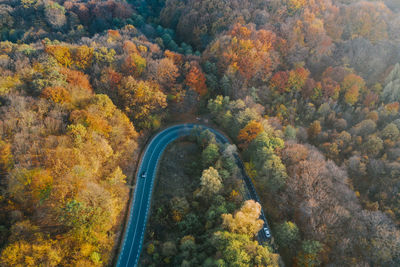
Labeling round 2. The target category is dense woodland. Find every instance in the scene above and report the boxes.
[141,131,279,266]
[1,0,400,266]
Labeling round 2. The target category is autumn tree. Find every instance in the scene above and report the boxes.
[198,167,222,197]
[0,140,12,178]
[213,200,280,266]
[7,168,53,208]
[185,63,207,96]
[363,136,383,156]
[156,58,179,88]
[321,77,340,100]
[341,2,389,42]
[45,45,72,67]
[381,123,399,141]
[204,23,278,89]
[270,71,290,93]
[0,231,62,267]
[288,67,310,93]
[212,231,279,266]
[341,73,365,105]
[270,67,309,96]
[60,68,92,93]
[286,0,307,14]
[222,200,264,236]
[41,86,71,104]
[307,120,321,140]
[71,45,94,70]
[122,51,146,77]
[237,120,263,147]
[118,77,167,128]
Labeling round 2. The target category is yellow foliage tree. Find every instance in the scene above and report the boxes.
[45,45,72,67]
[0,232,62,267]
[287,0,307,13]
[72,45,94,70]
[341,74,365,105]
[0,140,12,177]
[222,200,264,236]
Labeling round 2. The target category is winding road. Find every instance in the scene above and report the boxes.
[116,124,271,267]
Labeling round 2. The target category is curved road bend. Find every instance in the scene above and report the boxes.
[116,124,271,267]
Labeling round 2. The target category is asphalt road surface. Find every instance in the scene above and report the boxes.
[116,124,271,267]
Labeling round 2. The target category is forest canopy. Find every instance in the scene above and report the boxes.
[1,0,400,266]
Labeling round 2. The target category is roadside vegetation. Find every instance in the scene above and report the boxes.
[141,132,279,266]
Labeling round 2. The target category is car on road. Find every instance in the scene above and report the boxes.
[263,227,271,239]
[141,172,147,179]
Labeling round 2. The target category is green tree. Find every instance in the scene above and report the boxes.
[296,240,323,267]
[275,221,300,249]
[178,213,202,235]
[284,125,297,140]
[161,241,177,257]
[259,154,288,192]
[381,123,399,141]
[202,143,219,167]
[382,63,400,103]
[363,136,383,156]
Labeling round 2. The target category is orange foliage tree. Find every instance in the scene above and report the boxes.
[102,67,123,92]
[41,86,71,104]
[60,68,93,93]
[185,64,207,96]
[237,120,263,147]
[270,71,290,93]
[108,29,121,40]
[164,50,183,66]
[205,23,278,83]
[122,40,138,54]
[227,24,276,80]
